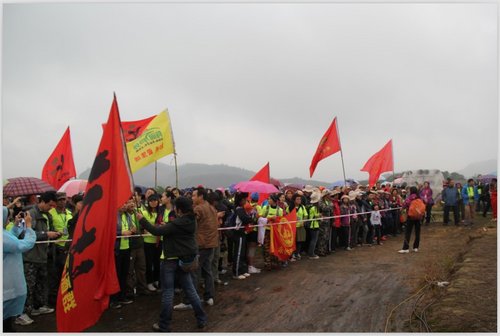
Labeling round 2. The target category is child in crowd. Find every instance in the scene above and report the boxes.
[370,204,382,245]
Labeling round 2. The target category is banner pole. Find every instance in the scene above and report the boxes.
[174,154,179,189]
[154,161,158,188]
[336,118,348,187]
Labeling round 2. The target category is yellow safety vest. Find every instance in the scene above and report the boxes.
[260,205,283,230]
[141,210,158,244]
[308,206,320,229]
[49,208,72,247]
[119,213,130,250]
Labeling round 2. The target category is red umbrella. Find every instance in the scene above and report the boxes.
[3,177,56,197]
[234,180,280,194]
[58,179,88,197]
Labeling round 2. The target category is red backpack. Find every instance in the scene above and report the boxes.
[408,198,426,220]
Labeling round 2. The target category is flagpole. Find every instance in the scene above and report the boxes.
[165,108,179,189]
[174,153,179,189]
[154,161,158,188]
[335,118,348,187]
[391,139,395,184]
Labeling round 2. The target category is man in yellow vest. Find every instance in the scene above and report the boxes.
[110,199,136,309]
[47,192,72,307]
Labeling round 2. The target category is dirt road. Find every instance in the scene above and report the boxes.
[17,217,497,332]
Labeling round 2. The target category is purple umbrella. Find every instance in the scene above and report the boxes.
[3,177,56,197]
[234,180,280,194]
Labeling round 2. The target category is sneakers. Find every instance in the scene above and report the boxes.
[31,306,54,316]
[345,247,352,251]
[243,273,251,278]
[197,321,208,329]
[289,257,297,262]
[205,298,214,306]
[398,249,409,254]
[248,266,261,274]
[219,269,227,275]
[147,283,157,292]
[413,248,419,252]
[109,302,122,309]
[15,313,34,325]
[173,303,192,311]
[308,255,320,260]
[296,254,302,260]
[152,323,170,332]
[120,298,134,305]
[232,275,246,280]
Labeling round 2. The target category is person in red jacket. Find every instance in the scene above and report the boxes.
[490,178,497,221]
[330,191,341,252]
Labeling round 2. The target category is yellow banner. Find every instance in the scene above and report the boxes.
[126,110,175,173]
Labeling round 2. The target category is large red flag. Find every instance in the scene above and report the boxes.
[309,117,342,178]
[41,127,77,190]
[360,139,394,187]
[250,162,271,205]
[56,95,133,332]
[270,209,297,261]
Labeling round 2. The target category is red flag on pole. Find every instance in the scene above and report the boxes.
[41,127,77,190]
[360,139,394,187]
[56,95,134,332]
[270,209,297,261]
[250,162,271,204]
[250,162,270,183]
[309,117,342,178]
[102,115,155,142]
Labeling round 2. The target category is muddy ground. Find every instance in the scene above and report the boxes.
[18,215,497,332]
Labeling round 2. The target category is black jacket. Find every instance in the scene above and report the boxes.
[140,213,198,259]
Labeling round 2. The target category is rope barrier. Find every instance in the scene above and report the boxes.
[32,207,404,244]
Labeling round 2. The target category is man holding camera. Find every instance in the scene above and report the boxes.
[16,191,61,326]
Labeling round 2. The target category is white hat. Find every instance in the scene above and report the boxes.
[303,185,315,193]
[310,191,321,204]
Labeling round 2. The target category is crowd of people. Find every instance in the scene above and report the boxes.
[2,176,497,331]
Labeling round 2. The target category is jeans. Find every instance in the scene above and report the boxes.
[192,248,215,301]
[159,260,207,332]
[307,229,319,256]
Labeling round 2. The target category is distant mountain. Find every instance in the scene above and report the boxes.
[457,159,497,178]
[78,162,331,189]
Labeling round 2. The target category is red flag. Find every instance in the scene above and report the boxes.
[270,209,297,261]
[56,95,133,332]
[309,117,342,177]
[41,127,77,190]
[360,139,394,187]
[102,115,155,142]
[250,162,270,183]
[250,163,271,205]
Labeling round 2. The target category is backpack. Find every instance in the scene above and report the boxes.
[408,198,426,220]
[222,210,237,239]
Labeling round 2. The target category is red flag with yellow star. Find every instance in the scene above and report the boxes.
[309,117,341,177]
[270,209,297,261]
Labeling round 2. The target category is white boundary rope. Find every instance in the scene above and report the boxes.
[33,207,403,244]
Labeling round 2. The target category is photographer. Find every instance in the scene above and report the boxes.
[3,207,36,331]
[18,191,61,325]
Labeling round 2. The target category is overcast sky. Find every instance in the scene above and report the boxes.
[2,2,498,183]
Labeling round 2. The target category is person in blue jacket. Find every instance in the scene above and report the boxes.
[3,206,36,331]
